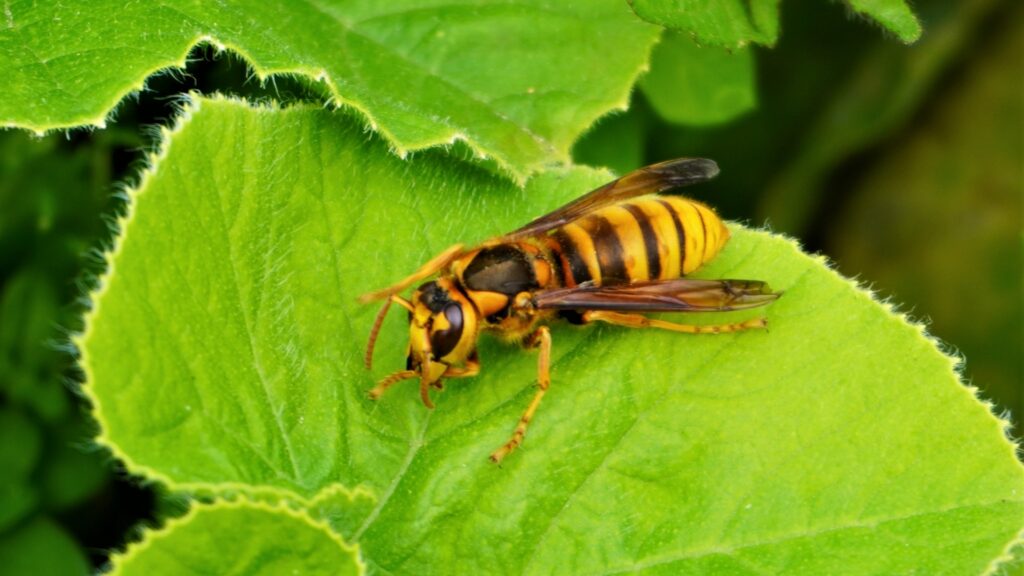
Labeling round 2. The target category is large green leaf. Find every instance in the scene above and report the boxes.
[81,96,1023,573]
[0,1,658,182]
[627,0,920,47]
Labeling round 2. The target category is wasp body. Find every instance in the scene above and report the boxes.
[361,158,779,463]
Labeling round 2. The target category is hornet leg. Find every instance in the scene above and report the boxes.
[490,326,551,464]
[369,354,480,401]
[582,311,767,334]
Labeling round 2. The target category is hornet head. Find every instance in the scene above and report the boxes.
[365,278,478,408]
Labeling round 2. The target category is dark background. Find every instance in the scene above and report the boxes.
[0,0,1019,571]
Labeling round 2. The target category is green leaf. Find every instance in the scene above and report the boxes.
[0,408,42,531]
[627,0,921,48]
[0,129,117,421]
[82,96,1023,573]
[38,416,109,511]
[110,500,361,575]
[572,105,649,176]
[0,408,41,485]
[847,0,923,43]
[0,270,70,421]
[0,1,659,182]
[0,516,90,576]
[758,0,993,234]
[640,33,756,126]
[827,5,1023,423]
[629,0,781,48]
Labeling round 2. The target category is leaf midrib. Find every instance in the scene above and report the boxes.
[521,336,744,573]
[351,413,433,543]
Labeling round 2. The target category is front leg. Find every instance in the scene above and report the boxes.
[490,326,552,464]
[369,353,479,401]
[442,351,481,380]
[433,351,481,390]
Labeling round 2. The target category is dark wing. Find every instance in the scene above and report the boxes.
[534,279,779,313]
[500,158,719,242]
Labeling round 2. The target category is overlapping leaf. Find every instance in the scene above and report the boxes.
[82,97,1023,574]
[110,500,360,575]
[0,0,659,181]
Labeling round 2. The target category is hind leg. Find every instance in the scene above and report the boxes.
[581,311,768,334]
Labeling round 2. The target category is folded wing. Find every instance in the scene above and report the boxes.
[533,278,779,313]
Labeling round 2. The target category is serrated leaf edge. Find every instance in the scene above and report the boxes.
[4,24,660,185]
[984,527,1024,576]
[844,0,924,44]
[106,497,364,575]
[584,228,1024,574]
[787,234,1021,462]
[73,93,381,516]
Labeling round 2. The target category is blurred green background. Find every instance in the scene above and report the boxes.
[0,0,1019,571]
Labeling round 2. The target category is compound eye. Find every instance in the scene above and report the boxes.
[430,303,464,359]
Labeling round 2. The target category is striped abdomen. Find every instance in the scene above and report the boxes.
[543,196,730,287]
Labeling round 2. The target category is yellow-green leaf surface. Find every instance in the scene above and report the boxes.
[110,500,360,575]
[0,1,658,182]
[81,96,1023,574]
[628,0,920,47]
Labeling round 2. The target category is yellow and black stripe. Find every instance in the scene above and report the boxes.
[543,196,730,288]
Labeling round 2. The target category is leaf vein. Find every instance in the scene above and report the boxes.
[522,334,739,572]
[351,412,433,542]
[595,499,1024,575]
[208,149,304,486]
